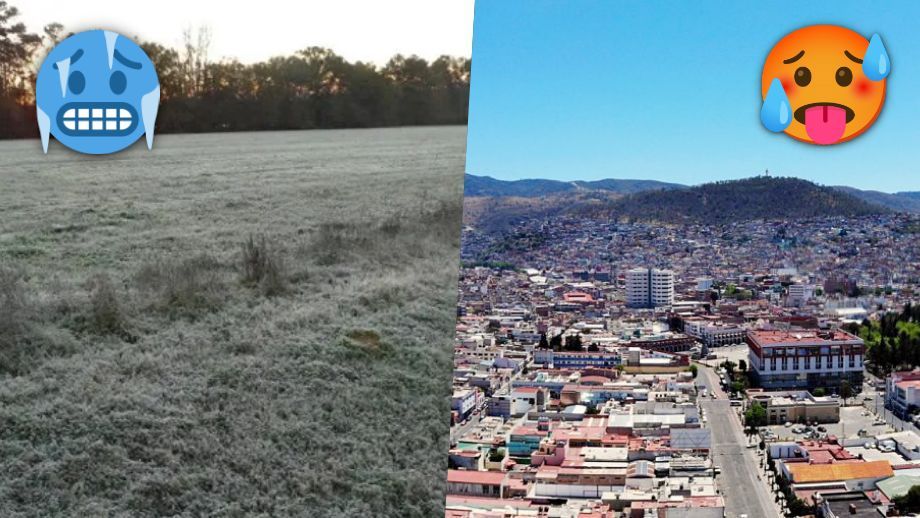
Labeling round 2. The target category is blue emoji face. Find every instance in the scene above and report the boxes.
[35,30,160,155]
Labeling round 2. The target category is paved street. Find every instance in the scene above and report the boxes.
[697,365,778,518]
[450,408,483,445]
[863,373,919,434]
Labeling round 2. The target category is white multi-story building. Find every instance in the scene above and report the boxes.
[787,284,815,307]
[451,389,479,419]
[885,370,920,418]
[626,268,674,308]
[747,329,864,390]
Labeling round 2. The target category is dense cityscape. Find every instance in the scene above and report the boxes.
[445,211,920,518]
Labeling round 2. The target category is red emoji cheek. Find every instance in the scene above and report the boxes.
[781,78,795,97]
[855,79,873,97]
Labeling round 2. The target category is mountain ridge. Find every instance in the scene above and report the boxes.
[464,175,898,229]
[464,173,684,197]
[465,173,920,214]
[604,176,890,224]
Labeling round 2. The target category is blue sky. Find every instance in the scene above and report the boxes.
[466,1,920,193]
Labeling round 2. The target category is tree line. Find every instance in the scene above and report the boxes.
[0,2,470,138]
[847,302,920,375]
[537,332,601,352]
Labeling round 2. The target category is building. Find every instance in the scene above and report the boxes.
[695,277,714,292]
[683,321,746,348]
[785,460,892,489]
[747,329,864,391]
[626,267,675,308]
[787,283,815,307]
[533,349,621,369]
[815,491,880,518]
[445,470,506,498]
[747,389,840,425]
[451,389,478,420]
[885,369,920,418]
[628,333,698,354]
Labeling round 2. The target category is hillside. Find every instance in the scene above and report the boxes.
[833,186,920,213]
[607,177,889,224]
[463,191,620,232]
[464,174,683,197]
[896,191,920,201]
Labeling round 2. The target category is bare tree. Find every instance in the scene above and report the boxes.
[182,25,211,97]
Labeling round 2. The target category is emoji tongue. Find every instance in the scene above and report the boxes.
[804,105,847,145]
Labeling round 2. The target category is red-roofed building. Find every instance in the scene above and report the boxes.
[747,329,864,390]
[446,470,507,498]
[886,369,920,418]
[563,291,594,304]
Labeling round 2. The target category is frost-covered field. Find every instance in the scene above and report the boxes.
[0,127,465,517]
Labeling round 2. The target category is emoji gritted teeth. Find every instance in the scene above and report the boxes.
[760,25,889,145]
[35,30,160,155]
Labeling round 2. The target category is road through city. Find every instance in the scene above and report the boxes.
[697,365,778,518]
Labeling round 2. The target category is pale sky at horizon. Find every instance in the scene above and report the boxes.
[18,0,474,66]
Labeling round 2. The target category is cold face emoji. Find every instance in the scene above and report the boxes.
[761,25,890,145]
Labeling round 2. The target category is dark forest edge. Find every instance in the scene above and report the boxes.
[0,2,470,139]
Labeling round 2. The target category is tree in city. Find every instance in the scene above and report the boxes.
[667,315,684,332]
[738,359,747,373]
[689,364,698,378]
[549,333,563,351]
[731,380,745,396]
[538,333,549,349]
[744,401,767,434]
[894,484,920,514]
[487,448,505,464]
[564,334,583,351]
[787,497,812,517]
[839,380,853,406]
[812,387,826,397]
[856,304,920,375]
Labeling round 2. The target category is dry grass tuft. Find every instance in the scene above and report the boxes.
[135,254,224,319]
[240,234,287,297]
[345,329,383,350]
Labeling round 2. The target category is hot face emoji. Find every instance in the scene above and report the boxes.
[760,25,890,145]
[35,30,160,155]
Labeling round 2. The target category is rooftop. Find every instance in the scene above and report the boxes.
[446,470,506,486]
[787,460,893,483]
[748,329,862,347]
